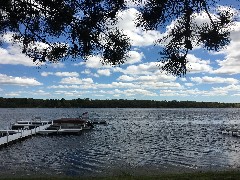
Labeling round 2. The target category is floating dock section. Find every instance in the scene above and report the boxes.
[0,122,51,147]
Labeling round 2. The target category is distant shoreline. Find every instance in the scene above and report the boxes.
[0,97,239,108]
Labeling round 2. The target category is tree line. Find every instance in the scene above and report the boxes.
[0,97,239,108]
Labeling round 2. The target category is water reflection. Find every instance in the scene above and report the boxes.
[0,108,240,176]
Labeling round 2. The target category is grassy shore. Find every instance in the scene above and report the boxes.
[1,170,240,180]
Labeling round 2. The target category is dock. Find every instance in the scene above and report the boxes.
[0,123,51,147]
[0,115,106,148]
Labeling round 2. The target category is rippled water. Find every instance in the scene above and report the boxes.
[0,108,240,177]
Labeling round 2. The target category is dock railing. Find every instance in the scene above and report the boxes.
[0,123,51,147]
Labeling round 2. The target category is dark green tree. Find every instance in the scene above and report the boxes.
[0,0,238,76]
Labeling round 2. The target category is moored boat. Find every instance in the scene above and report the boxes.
[48,117,94,130]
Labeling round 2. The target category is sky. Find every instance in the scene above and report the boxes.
[0,1,240,103]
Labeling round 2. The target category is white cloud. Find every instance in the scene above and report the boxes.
[41,72,52,77]
[213,22,240,74]
[74,55,112,69]
[0,45,37,66]
[32,90,50,96]
[114,8,163,46]
[212,84,240,92]
[54,90,88,97]
[84,55,103,68]
[60,77,93,85]
[55,72,79,77]
[0,74,42,86]
[114,62,159,75]
[124,89,157,97]
[5,92,20,97]
[191,76,238,84]
[159,88,224,97]
[97,69,111,76]
[140,81,182,89]
[185,83,194,87]
[99,88,157,97]
[117,75,136,81]
[111,82,137,89]
[187,54,213,73]
[81,69,91,74]
[125,51,144,64]
[41,71,79,77]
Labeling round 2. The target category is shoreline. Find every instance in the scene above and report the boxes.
[0,165,240,179]
[1,169,240,180]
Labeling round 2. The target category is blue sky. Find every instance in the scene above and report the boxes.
[0,1,240,103]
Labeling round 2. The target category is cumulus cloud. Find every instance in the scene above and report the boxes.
[81,69,91,75]
[213,22,240,74]
[140,81,182,89]
[60,77,93,85]
[117,75,136,81]
[0,45,36,66]
[114,62,159,75]
[74,55,112,69]
[117,74,176,83]
[124,89,157,97]
[97,69,111,76]
[41,71,79,77]
[212,84,240,92]
[125,50,144,64]
[5,92,20,97]
[191,76,239,84]
[185,83,194,87]
[97,88,157,97]
[114,8,163,46]
[0,74,42,86]
[187,54,213,73]
[159,88,223,97]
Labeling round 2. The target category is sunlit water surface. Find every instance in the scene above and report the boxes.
[0,108,240,177]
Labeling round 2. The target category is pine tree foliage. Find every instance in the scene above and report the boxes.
[0,0,238,76]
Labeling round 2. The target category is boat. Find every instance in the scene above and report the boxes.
[47,117,94,130]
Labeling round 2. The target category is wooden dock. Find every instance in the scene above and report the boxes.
[0,123,51,147]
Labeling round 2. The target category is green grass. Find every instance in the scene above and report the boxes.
[2,170,240,180]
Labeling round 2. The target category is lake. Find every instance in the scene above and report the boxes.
[0,108,240,177]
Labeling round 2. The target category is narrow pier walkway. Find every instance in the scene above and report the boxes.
[0,123,51,147]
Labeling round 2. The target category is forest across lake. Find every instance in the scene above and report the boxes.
[0,97,239,108]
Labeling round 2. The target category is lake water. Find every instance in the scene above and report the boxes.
[0,108,240,177]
